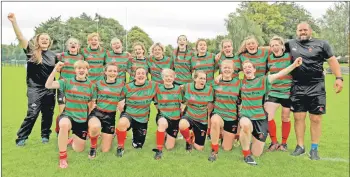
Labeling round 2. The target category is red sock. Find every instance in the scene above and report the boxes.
[282,121,291,144]
[90,135,99,149]
[116,129,126,148]
[211,143,219,152]
[55,115,60,133]
[180,128,191,143]
[156,130,165,151]
[268,120,277,144]
[207,128,211,135]
[59,151,67,160]
[242,150,250,157]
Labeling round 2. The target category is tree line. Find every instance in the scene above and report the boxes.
[2,2,349,64]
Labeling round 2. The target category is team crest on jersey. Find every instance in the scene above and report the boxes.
[88,55,93,58]
[64,59,69,64]
[163,95,168,100]
[190,96,196,101]
[72,86,78,91]
[104,87,111,92]
[111,58,116,62]
[196,61,201,66]
[217,86,223,91]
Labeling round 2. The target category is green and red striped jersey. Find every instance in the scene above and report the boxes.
[147,56,173,83]
[183,82,214,124]
[217,54,241,79]
[95,78,124,113]
[172,48,193,85]
[239,48,269,78]
[127,58,149,82]
[105,51,132,83]
[212,78,241,121]
[81,47,107,83]
[154,84,182,120]
[267,52,292,99]
[57,52,84,79]
[58,77,97,123]
[121,81,157,123]
[191,52,216,85]
[240,76,271,120]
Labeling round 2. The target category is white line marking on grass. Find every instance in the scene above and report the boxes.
[320,157,349,163]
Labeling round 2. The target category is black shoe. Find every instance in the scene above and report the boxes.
[244,155,257,166]
[88,148,96,159]
[309,149,320,160]
[291,145,305,156]
[186,142,193,152]
[116,147,124,157]
[208,150,218,162]
[132,141,143,149]
[152,149,163,160]
[278,144,288,151]
[207,134,211,141]
[267,142,279,152]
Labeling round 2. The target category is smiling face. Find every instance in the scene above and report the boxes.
[135,67,147,84]
[297,23,312,41]
[67,39,79,54]
[111,39,122,51]
[177,35,187,49]
[222,41,233,56]
[162,69,175,85]
[88,36,100,49]
[221,60,234,77]
[194,72,206,87]
[134,45,145,57]
[38,34,50,49]
[74,61,89,79]
[242,61,256,78]
[153,45,163,58]
[105,65,118,81]
[245,39,258,54]
[270,39,284,55]
[196,40,207,54]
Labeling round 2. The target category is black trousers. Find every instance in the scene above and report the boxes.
[16,87,56,143]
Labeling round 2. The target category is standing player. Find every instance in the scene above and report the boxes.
[215,39,241,78]
[115,67,157,157]
[106,37,132,84]
[148,43,174,83]
[87,63,124,159]
[9,13,57,146]
[81,32,107,83]
[179,70,214,151]
[236,36,269,78]
[152,69,183,159]
[208,60,241,162]
[54,38,84,135]
[127,42,149,82]
[45,60,96,169]
[172,35,193,85]
[286,22,343,160]
[239,58,302,165]
[264,36,293,152]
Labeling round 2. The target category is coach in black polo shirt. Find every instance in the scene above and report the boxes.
[8,13,57,146]
[286,22,343,160]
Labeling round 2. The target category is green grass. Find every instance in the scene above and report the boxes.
[2,66,349,177]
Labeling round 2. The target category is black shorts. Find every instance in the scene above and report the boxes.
[250,119,268,142]
[120,112,148,148]
[290,82,326,115]
[88,108,116,134]
[266,96,291,108]
[156,114,180,138]
[57,89,65,105]
[210,113,238,134]
[58,112,88,140]
[181,116,207,146]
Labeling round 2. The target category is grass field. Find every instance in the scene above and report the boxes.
[1,66,349,177]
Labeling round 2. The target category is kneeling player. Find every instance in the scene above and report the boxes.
[208,60,241,162]
[87,63,124,159]
[179,70,214,151]
[239,58,302,165]
[152,69,183,159]
[45,60,96,168]
[115,67,157,157]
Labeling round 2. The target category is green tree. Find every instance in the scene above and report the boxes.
[164,44,174,57]
[126,26,154,55]
[225,13,265,51]
[318,2,349,56]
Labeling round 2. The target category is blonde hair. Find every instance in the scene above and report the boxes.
[74,60,89,69]
[110,37,122,47]
[150,42,166,55]
[269,36,285,52]
[87,32,102,45]
[192,70,206,80]
[195,39,207,52]
[65,37,80,50]
[220,39,233,51]
[29,33,52,64]
[161,68,175,78]
[237,36,259,55]
[135,66,147,74]
[132,42,146,56]
[242,60,255,69]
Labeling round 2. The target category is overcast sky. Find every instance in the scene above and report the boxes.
[2,2,335,46]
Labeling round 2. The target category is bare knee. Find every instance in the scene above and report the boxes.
[117,118,129,130]
[89,124,101,134]
[59,119,70,131]
[210,116,221,129]
[310,116,322,124]
[281,115,290,122]
[179,119,189,130]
